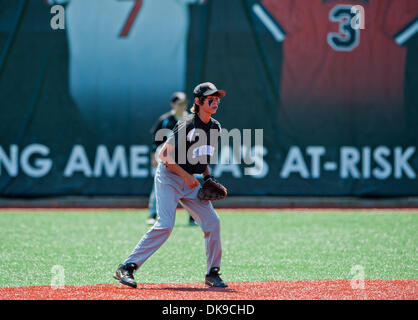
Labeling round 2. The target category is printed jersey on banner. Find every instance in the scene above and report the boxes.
[49,0,203,130]
[256,0,418,142]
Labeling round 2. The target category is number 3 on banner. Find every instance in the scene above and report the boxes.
[327,5,360,52]
[119,0,143,37]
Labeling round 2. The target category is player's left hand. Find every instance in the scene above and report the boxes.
[198,176,227,201]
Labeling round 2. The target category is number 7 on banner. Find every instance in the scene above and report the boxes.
[119,0,143,37]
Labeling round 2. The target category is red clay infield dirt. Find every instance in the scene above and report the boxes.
[0,280,417,300]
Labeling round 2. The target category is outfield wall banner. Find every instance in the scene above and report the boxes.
[0,0,417,197]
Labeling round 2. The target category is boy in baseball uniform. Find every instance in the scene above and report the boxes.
[114,82,227,288]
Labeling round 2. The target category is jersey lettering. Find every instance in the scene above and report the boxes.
[192,145,215,159]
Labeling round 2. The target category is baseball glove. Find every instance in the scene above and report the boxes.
[198,176,227,201]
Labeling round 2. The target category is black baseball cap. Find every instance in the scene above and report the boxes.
[170,92,187,104]
[193,82,226,98]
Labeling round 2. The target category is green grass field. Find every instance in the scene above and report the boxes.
[0,209,417,288]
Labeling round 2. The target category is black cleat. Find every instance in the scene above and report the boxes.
[113,263,137,288]
[205,267,228,287]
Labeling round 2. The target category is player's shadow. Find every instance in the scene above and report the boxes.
[147,286,236,293]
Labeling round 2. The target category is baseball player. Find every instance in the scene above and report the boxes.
[147,92,196,226]
[114,82,228,288]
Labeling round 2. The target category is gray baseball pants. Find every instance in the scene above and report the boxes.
[124,163,222,275]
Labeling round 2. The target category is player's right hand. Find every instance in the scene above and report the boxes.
[184,174,200,189]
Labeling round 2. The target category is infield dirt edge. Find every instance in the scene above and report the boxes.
[1,279,416,300]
